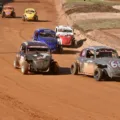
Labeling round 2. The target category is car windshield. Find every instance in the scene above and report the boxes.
[4,7,13,10]
[58,29,72,33]
[96,48,118,58]
[39,32,55,38]
[27,47,49,53]
[26,10,35,13]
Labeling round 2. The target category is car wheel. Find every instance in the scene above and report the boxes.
[35,16,38,21]
[70,62,78,75]
[22,16,25,21]
[12,12,16,18]
[2,12,5,18]
[74,40,78,48]
[21,61,29,74]
[13,59,19,69]
[94,68,103,81]
[58,45,63,54]
[49,61,59,74]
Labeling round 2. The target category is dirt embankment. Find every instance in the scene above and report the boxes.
[57,0,120,53]
[64,3,120,15]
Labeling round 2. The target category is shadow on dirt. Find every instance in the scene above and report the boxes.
[104,78,120,82]
[2,16,22,19]
[37,20,51,22]
[15,16,22,19]
[59,67,70,75]
[76,38,87,48]
[27,67,70,76]
[63,49,79,54]
[22,20,51,23]
[65,38,87,49]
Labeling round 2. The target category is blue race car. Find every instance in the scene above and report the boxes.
[33,28,63,53]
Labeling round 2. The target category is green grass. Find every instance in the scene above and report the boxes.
[75,19,120,31]
[67,0,103,3]
[66,0,120,5]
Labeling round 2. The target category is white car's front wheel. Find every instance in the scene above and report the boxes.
[21,61,29,74]
[13,59,19,69]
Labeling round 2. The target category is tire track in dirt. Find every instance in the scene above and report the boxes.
[0,92,58,120]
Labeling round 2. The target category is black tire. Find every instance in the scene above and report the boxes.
[58,45,63,54]
[21,61,29,74]
[1,12,5,18]
[49,61,59,74]
[22,16,25,21]
[70,62,78,75]
[35,15,38,21]
[94,68,103,81]
[13,59,19,69]
[74,40,78,48]
[12,12,16,18]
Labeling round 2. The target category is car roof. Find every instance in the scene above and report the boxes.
[86,46,115,51]
[25,8,35,11]
[23,41,48,48]
[36,28,55,34]
[56,25,73,30]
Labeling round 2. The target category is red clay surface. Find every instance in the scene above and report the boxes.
[1,0,120,120]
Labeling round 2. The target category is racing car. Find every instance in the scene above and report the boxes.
[71,46,120,81]
[1,5,16,18]
[55,25,77,47]
[22,8,38,21]
[33,28,63,53]
[13,41,59,74]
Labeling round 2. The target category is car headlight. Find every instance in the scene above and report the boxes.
[57,38,62,45]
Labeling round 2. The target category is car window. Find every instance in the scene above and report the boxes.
[80,50,86,57]
[96,49,118,58]
[27,47,49,53]
[20,44,26,53]
[86,49,95,58]
[26,10,35,13]
[39,32,55,38]
[57,29,72,33]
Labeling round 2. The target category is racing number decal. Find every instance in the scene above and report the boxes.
[111,61,120,68]
[117,61,120,68]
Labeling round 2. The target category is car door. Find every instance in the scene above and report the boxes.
[82,49,95,75]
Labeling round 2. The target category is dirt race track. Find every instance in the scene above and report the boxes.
[1,0,120,120]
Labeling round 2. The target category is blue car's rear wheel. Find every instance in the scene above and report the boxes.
[57,45,63,54]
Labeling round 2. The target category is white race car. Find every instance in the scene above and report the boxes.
[55,25,77,47]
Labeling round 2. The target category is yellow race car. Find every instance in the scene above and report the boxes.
[22,8,38,21]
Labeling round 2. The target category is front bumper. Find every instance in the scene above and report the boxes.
[25,16,35,20]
